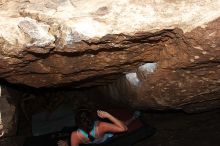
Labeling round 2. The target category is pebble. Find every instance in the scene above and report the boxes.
[190,59,195,62]
[194,56,200,59]
[202,51,207,55]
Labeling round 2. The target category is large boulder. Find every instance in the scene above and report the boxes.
[0,0,219,112]
[98,18,220,112]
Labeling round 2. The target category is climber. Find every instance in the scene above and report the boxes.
[57,109,140,146]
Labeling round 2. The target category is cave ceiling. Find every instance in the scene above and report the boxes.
[0,0,219,112]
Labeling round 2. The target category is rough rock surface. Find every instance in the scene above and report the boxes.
[0,0,220,112]
[0,85,19,138]
[97,18,220,112]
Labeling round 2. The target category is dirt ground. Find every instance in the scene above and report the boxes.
[135,109,220,146]
[1,106,220,146]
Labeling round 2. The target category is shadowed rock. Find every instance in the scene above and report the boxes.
[0,0,219,112]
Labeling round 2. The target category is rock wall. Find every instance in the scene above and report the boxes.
[0,84,20,138]
[0,0,220,112]
[96,18,220,113]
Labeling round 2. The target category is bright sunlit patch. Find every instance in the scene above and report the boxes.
[18,17,55,47]
[139,63,157,74]
[126,72,140,86]
[74,18,109,38]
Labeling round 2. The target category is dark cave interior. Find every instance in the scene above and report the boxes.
[0,80,220,146]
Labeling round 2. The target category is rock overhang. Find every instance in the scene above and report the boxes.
[0,0,220,112]
[0,0,220,48]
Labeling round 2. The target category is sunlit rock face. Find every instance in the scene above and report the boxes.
[0,0,220,112]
